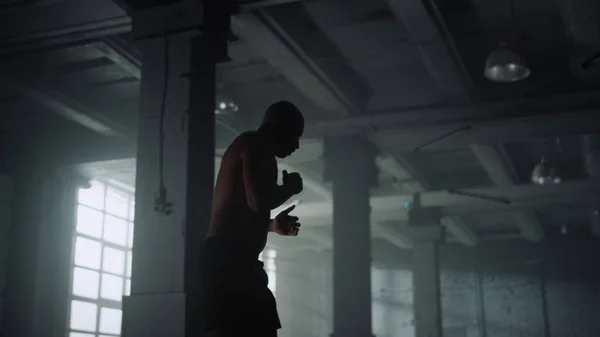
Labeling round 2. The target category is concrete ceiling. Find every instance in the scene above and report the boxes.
[1,0,600,252]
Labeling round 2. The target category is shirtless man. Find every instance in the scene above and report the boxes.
[201,101,305,337]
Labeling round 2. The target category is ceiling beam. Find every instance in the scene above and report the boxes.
[0,71,134,138]
[441,217,478,246]
[95,37,141,79]
[383,0,474,100]
[471,144,544,241]
[373,223,412,249]
[0,16,131,57]
[230,9,369,116]
[1,0,302,57]
[289,109,600,157]
[376,151,478,246]
[282,179,600,224]
[305,90,600,140]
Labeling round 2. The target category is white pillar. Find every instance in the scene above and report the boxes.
[409,209,444,337]
[122,2,221,337]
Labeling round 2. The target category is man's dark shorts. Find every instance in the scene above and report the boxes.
[200,237,281,333]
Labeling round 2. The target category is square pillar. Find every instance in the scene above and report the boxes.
[1,164,80,337]
[409,208,445,337]
[122,2,225,337]
[324,136,378,337]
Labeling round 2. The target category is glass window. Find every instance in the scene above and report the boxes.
[127,222,134,248]
[99,307,123,335]
[72,267,100,300]
[74,237,102,270]
[126,252,132,278]
[69,300,98,332]
[102,247,125,275]
[105,187,129,219]
[77,181,105,210]
[76,205,103,239]
[103,215,128,247]
[128,201,135,221]
[100,274,124,301]
[69,181,134,337]
[125,279,131,296]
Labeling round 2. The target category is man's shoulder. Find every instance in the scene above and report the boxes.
[226,131,264,156]
[235,131,264,150]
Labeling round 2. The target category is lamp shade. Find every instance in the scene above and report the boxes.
[484,47,530,83]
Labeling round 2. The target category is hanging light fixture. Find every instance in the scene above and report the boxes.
[532,138,563,185]
[215,93,239,115]
[484,45,531,83]
[531,157,561,185]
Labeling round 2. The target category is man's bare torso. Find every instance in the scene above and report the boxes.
[208,131,276,255]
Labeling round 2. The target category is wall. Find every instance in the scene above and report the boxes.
[0,173,13,334]
[277,237,600,337]
[1,166,78,337]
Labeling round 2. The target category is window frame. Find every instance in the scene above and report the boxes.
[67,181,135,337]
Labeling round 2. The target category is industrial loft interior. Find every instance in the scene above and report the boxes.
[1,0,600,337]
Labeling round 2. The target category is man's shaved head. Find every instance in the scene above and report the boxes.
[261,101,304,137]
[260,101,304,158]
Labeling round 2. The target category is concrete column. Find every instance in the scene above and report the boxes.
[408,208,444,337]
[1,164,80,337]
[324,135,378,337]
[122,2,224,337]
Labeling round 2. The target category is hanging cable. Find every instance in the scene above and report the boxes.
[154,35,173,216]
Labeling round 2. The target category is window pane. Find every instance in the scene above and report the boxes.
[129,201,135,221]
[70,333,94,337]
[128,222,134,248]
[78,181,104,210]
[102,247,125,275]
[105,187,129,218]
[100,274,124,301]
[99,307,122,335]
[69,300,97,332]
[72,267,99,299]
[74,237,102,270]
[103,215,128,246]
[125,279,131,296]
[126,252,132,278]
[76,205,103,239]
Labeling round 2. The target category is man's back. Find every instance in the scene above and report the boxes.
[209,131,275,255]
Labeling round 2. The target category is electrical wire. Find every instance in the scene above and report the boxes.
[159,35,169,194]
[154,34,172,215]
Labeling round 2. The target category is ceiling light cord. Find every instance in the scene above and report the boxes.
[154,35,173,216]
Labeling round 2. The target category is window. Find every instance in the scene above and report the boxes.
[259,248,277,295]
[68,181,134,337]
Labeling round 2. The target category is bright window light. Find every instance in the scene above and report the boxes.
[69,181,135,337]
